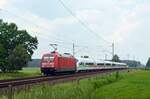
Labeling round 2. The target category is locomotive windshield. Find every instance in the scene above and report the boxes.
[43,55,54,62]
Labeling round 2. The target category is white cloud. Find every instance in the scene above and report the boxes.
[1,0,150,62]
[1,7,78,40]
[112,1,150,44]
[76,9,102,24]
[110,3,143,43]
[2,7,108,44]
[111,12,139,42]
[0,0,8,8]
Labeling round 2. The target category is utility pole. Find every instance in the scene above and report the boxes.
[73,43,75,57]
[112,42,115,59]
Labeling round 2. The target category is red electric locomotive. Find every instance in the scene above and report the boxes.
[41,51,76,75]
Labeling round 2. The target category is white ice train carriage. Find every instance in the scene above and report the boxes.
[76,57,128,71]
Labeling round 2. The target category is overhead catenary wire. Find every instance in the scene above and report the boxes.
[58,0,111,44]
[0,7,112,59]
[0,8,74,44]
[0,7,111,46]
[0,8,104,47]
[58,0,115,58]
[0,8,83,54]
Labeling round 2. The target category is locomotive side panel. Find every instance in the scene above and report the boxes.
[57,57,76,72]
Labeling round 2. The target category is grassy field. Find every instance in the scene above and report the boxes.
[4,70,150,99]
[12,72,120,99]
[0,67,41,80]
[1,70,150,99]
[94,70,150,99]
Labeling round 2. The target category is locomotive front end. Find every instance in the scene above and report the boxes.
[41,53,56,75]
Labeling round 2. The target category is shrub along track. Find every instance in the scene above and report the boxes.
[0,68,128,97]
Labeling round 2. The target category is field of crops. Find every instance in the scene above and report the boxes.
[0,67,40,80]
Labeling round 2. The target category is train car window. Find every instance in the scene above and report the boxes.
[105,63,111,66]
[97,63,104,65]
[85,63,94,65]
[112,64,116,66]
[79,62,84,65]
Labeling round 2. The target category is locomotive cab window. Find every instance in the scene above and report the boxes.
[43,55,54,62]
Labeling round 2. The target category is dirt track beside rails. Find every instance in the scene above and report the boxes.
[0,68,129,97]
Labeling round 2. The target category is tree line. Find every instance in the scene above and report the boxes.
[112,54,144,67]
[0,19,38,72]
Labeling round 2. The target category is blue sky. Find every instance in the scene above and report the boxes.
[0,0,150,64]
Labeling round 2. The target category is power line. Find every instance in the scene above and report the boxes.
[58,0,114,57]
[0,7,112,46]
[0,7,112,58]
[1,8,108,48]
[0,8,74,44]
[58,0,111,44]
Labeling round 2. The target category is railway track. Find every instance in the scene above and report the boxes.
[0,68,127,88]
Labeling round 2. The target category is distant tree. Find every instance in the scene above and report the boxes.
[112,54,120,62]
[0,19,38,72]
[146,57,150,68]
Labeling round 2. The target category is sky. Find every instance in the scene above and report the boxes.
[0,0,150,64]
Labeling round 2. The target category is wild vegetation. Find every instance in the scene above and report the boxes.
[12,72,121,99]
[1,70,149,99]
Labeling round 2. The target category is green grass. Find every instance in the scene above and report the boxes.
[0,67,41,80]
[94,70,150,99]
[2,70,150,99]
[12,72,121,99]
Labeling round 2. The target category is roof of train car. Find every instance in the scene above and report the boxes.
[42,52,74,58]
[76,57,96,63]
[76,57,127,65]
